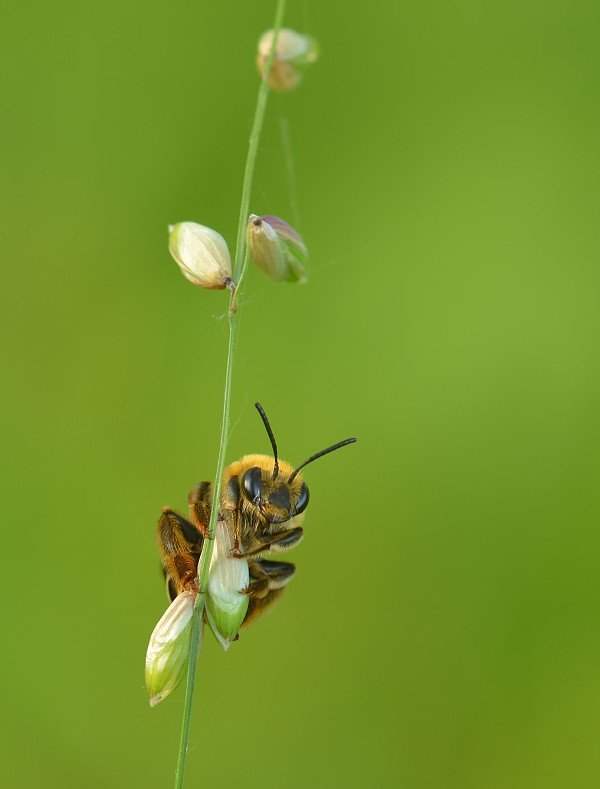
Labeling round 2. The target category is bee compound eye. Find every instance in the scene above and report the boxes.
[242,466,263,505]
[294,482,310,514]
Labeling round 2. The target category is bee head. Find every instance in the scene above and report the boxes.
[243,403,356,524]
[240,464,309,524]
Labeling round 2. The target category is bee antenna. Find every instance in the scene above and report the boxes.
[288,437,357,483]
[255,402,280,480]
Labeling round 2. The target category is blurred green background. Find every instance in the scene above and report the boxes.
[2,1,600,787]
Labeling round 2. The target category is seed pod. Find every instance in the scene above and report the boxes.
[248,214,307,283]
[257,28,319,92]
[205,520,249,650]
[145,590,199,707]
[168,222,232,289]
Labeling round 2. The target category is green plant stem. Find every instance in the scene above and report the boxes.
[234,0,286,287]
[173,2,286,786]
[173,308,236,789]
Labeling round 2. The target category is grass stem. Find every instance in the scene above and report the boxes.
[173,2,286,785]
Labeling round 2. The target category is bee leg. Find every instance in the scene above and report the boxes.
[187,482,213,539]
[230,527,304,559]
[252,559,296,589]
[241,558,296,598]
[164,575,178,602]
[157,508,203,596]
[240,577,270,599]
[266,526,304,553]
[220,477,242,550]
[240,561,270,599]
[237,561,296,633]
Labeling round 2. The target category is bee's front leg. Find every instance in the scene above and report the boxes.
[267,526,304,552]
[230,526,304,558]
[157,508,203,596]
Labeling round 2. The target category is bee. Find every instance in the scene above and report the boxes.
[157,402,356,632]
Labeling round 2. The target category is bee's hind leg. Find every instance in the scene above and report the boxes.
[157,508,203,596]
[241,558,296,597]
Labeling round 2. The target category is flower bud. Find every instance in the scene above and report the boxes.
[145,590,198,707]
[205,520,249,650]
[168,222,232,289]
[248,214,307,283]
[257,28,319,92]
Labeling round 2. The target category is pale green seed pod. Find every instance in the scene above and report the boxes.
[168,222,232,289]
[248,214,307,283]
[205,520,249,650]
[257,28,319,92]
[145,590,199,707]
